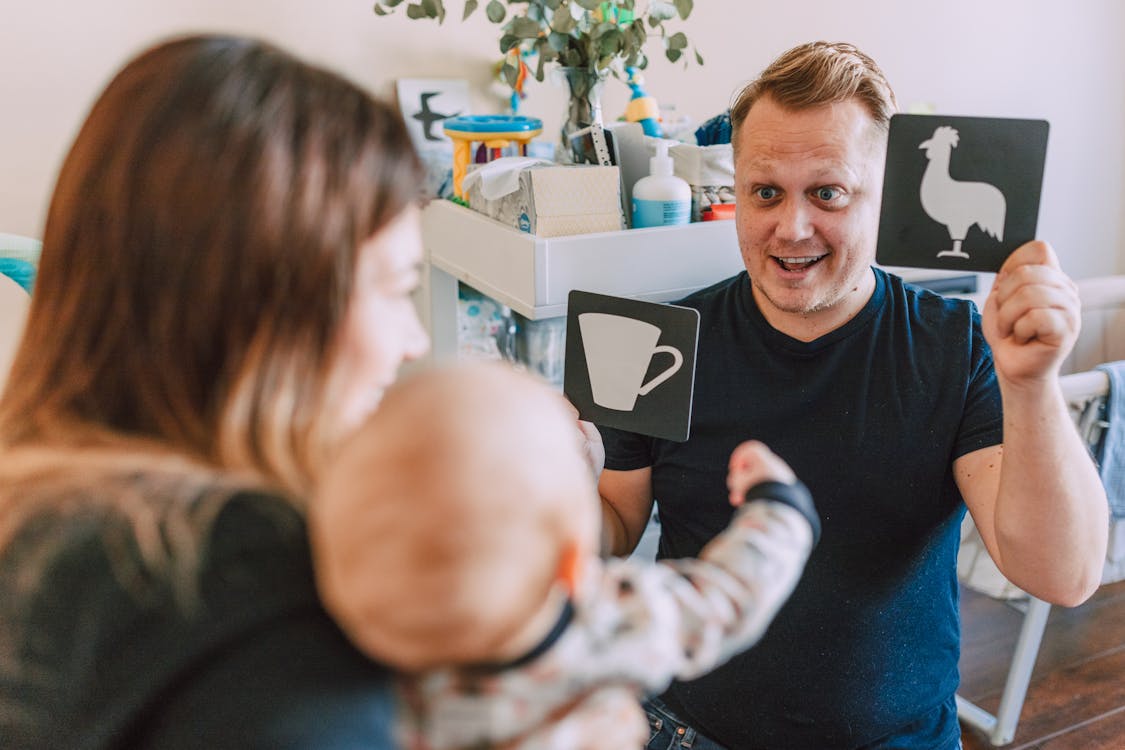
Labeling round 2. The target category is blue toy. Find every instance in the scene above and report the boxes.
[623,66,662,138]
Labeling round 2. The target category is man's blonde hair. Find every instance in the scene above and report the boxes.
[730,41,897,149]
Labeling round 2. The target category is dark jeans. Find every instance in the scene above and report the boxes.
[643,698,728,750]
[641,697,964,750]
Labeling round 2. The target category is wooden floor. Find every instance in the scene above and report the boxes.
[958,579,1125,749]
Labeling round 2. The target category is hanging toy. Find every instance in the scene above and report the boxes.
[492,48,530,115]
[623,66,663,137]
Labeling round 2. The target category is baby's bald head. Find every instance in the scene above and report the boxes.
[311,362,599,671]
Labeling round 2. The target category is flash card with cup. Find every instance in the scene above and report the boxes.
[564,290,699,442]
[875,113,1049,273]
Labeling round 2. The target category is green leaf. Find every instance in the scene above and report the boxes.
[551,7,577,33]
[535,38,551,80]
[420,0,438,16]
[502,61,520,87]
[406,3,429,19]
[463,0,478,19]
[373,5,390,15]
[499,33,521,52]
[598,28,622,55]
[694,47,704,65]
[628,20,645,44]
[548,31,570,51]
[510,16,543,37]
[486,0,506,23]
[574,0,602,11]
[384,0,406,6]
[673,0,693,19]
[665,47,682,63]
[542,0,562,8]
[523,1,544,23]
[667,31,687,50]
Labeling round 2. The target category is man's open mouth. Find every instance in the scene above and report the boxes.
[773,255,826,272]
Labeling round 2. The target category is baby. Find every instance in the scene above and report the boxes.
[309,362,819,750]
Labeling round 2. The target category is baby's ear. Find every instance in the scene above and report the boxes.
[556,539,584,594]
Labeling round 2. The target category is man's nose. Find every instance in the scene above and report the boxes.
[774,198,815,242]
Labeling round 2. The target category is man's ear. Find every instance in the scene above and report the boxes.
[556,539,583,594]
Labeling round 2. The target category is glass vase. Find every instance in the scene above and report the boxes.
[556,66,608,163]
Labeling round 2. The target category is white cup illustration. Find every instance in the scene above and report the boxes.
[578,312,683,411]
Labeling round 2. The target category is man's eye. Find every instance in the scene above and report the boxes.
[815,187,840,201]
[755,186,778,201]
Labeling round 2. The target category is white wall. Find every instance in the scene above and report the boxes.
[3,0,1123,278]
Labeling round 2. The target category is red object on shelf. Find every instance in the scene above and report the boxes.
[701,203,736,221]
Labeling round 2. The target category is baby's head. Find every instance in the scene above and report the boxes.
[311,362,599,672]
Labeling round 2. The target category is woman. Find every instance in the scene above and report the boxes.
[0,34,428,748]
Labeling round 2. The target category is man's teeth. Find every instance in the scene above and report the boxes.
[776,255,823,270]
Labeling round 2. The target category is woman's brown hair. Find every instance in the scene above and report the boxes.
[0,34,422,497]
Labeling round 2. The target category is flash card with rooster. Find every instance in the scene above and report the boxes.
[876,114,1048,273]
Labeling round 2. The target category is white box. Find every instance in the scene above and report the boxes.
[422,200,744,320]
[466,164,624,237]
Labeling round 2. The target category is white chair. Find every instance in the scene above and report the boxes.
[956,275,1125,746]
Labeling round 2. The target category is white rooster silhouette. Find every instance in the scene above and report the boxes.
[918,126,1006,259]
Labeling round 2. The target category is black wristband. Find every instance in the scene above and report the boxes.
[744,480,820,545]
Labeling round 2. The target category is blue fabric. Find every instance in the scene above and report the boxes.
[600,269,1003,749]
[642,696,963,750]
[1095,361,1125,519]
[0,258,35,292]
[694,110,731,146]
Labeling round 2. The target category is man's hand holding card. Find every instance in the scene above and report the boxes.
[875,112,1079,378]
[983,240,1081,384]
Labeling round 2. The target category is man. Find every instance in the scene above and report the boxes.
[596,41,1108,750]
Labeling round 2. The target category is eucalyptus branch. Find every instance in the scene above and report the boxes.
[373,0,703,84]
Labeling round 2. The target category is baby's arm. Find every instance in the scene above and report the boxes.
[580,440,818,690]
[727,438,797,505]
[399,442,817,749]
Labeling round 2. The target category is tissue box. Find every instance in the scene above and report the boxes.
[466,164,624,237]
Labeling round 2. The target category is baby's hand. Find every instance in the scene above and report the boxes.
[727,440,796,506]
[563,399,605,480]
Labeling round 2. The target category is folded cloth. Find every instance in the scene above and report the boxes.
[1095,361,1125,519]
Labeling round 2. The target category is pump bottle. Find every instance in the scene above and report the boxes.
[631,140,691,228]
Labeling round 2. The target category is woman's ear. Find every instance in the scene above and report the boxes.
[556,539,584,594]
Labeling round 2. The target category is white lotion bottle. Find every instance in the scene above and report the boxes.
[631,140,691,228]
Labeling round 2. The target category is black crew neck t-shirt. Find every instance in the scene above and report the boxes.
[602,268,1002,749]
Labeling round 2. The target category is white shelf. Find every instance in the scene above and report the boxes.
[422,200,744,321]
[418,200,986,364]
